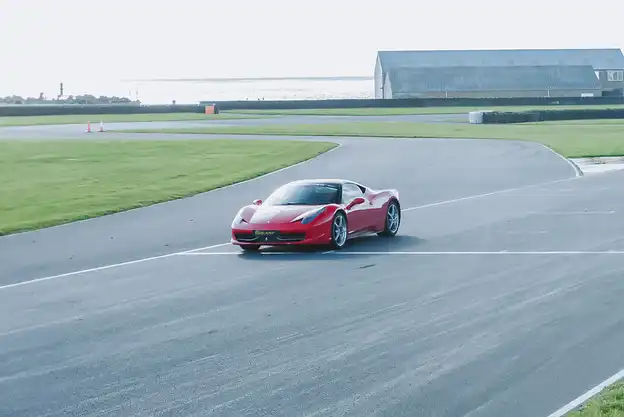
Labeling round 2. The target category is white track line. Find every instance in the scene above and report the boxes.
[177,252,239,256]
[326,250,624,255]
[178,250,624,256]
[182,243,230,253]
[546,368,624,417]
[538,143,583,178]
[402,176,577,212]
[2,173,583,291]
[0,243,229,291]
[531,211,615,215]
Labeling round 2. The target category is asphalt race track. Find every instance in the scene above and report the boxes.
[1,113,624,417]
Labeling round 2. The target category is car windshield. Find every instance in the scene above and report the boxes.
[264,183,340,206]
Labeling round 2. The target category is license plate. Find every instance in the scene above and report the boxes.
[255,230,277,236]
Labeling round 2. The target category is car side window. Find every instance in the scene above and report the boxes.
[342,183,363,204]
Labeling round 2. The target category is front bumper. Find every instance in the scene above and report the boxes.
[231,220,331,246]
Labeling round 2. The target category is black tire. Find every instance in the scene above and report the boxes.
[329,211,348,250]
[240,244,261,252]
[378,199,401,237]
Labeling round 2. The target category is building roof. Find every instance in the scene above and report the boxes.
[386,65,602,93]
[378,48,624,71]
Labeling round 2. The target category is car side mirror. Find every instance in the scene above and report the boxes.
[346,197,365,209]
[252,199,263,206]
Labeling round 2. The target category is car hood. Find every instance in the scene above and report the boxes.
[249,205,325,224]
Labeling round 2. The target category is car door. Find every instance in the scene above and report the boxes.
[342,182,369,233]
[362,186,385,230]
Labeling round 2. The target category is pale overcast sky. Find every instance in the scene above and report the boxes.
[1,0,622,96]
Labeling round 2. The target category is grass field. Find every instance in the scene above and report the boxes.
[0,139,336,235]
[538,119,624,125]
[225,104,624,116]
[0,112,265,127]
[566,381,624,416]
[120,120,624,158]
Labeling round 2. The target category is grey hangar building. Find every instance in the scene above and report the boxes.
[374,48,624,99]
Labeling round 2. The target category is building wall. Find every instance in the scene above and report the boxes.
[596,69,624,95]
[383,73,393,99]
[391,89,603,99]
[374,57,384,99]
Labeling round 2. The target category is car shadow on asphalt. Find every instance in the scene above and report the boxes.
[235,234,425,262]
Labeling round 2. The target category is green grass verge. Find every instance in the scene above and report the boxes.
[119,120,624,158]
[226,104,624,116]
[537,119,624,125]
[0,139,336,235]
[0,112,266,127]
[565,381,624,416]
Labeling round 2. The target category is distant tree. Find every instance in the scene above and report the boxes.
[2,92,138,105]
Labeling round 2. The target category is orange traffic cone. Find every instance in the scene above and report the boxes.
[98,121,104,132]
[86,121,92,133]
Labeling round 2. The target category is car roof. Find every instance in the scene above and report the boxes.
[286,179,363,187]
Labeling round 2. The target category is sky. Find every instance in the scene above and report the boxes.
[1,0,623,97]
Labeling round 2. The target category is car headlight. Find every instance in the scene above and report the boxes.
[293,207,327,224]
[231,211,247,227]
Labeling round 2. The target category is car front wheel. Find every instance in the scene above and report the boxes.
[330,212,348,249]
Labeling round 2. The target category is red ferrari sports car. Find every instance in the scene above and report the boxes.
[231,179,401,251]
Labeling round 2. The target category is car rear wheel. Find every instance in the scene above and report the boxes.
[240,244,261,251]
[378,200,400,237]
[330,212,348,249]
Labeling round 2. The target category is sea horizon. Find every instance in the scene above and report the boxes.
[125,76,373,82]
[1,76,376,105]
[128,77,375,104]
